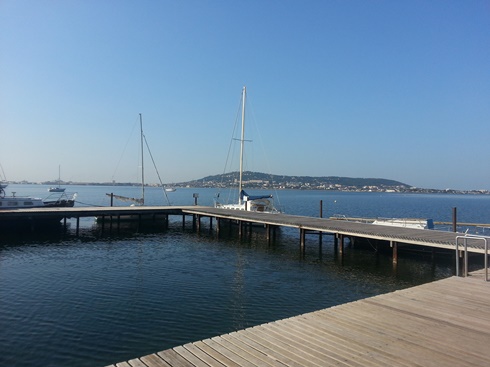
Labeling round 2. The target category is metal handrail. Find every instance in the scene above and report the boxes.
[456,235,488,281]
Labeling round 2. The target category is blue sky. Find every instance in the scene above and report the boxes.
[1,1,489,190]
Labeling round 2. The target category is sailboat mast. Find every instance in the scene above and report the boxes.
[238,86,246,204]
[139,113,145,205]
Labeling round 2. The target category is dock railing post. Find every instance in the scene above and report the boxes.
[456,235,489,281]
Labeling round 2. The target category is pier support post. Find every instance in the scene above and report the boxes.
[216,217,221,237]
[319,231,323,254]
[238,221,243,238]
[196,214,201,233]
[452,207,457,232]
[266,224,271,243]
[182,215,186,229]
[391,241,398,265]
[319,200,323,246]
[76,216,80,236]
[300,228,306,256]
[209,217,213,232]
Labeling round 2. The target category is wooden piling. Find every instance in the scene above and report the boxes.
[392,241,398,265]
[300,228,306,256]
[453,207,457,232]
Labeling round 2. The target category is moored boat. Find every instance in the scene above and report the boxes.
[0,184,76,209]
[372,218,434,230]
[0,184,77,229]
[214,86,279,213]
[48,165,66,192]
[95,114,171,225]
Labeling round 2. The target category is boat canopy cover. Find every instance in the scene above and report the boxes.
[240,190,272,201]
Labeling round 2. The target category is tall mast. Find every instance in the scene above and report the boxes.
[139,113,145,205]
[238,86,246,204]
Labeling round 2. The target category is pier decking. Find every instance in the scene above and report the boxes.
[184,207,488,254]
[106,274,490,367]
[0,205,487,254]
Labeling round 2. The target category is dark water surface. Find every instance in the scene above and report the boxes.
[1,185,489,366]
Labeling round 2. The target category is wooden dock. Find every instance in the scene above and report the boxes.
[0,206,488,256]
[184,207,488,255]
[106,274,490,367]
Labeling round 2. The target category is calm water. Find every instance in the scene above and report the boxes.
[1,185,489,366]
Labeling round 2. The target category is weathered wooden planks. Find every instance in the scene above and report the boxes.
[184,207,488,253]
[1,205,486,254]
[107,275,490,367]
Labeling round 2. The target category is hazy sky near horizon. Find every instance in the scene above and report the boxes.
[1,1,489,190]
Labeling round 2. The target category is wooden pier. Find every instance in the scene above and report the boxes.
[106,274,490,367]
[183,207,489,255]
[0,206,487,257]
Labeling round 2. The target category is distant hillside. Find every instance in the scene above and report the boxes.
[179,171,410,190]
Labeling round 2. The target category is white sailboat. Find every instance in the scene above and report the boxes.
[48,165,66,192]
[103,113,170,207]
[215,86,278,213]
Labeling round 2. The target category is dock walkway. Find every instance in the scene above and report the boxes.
[107,275,490,367]
[184,207,488,254]
[0,206,487,254]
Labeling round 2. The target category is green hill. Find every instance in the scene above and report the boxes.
[180,171,410,190]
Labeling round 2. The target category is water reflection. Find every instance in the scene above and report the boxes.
[0,210,462,367]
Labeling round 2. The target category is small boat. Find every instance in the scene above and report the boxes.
[48,187,65,192]
[48,165,66,192]
[214,86,278,213]
[165,187,176,192]
[331,215,434,230]
[372,218,434,230]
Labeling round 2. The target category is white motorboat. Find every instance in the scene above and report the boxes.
[0,184,76,209]
[372,218,434,230]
